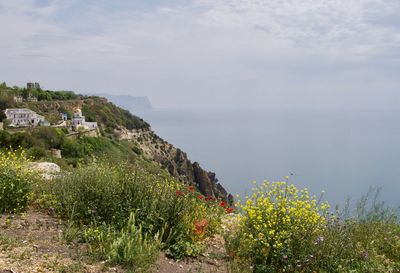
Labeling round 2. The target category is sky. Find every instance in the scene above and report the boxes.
[0,0,400,109]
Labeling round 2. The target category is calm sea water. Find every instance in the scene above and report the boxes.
[138,109,400,207]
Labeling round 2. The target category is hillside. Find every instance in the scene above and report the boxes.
[1,83,399,273]
[0,82,229,200]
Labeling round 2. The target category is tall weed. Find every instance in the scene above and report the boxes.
[48,160,226,259]
[0,150,33,212]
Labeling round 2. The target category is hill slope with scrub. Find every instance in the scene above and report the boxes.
[1,82,399,273]
[0,82,229,200]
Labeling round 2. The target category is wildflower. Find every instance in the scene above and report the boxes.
[187,185,195,192]
[361,251,369,260]
[205,196,215,201]
[194,219,209,235]
[175,190,184,197]
[226,207,234,213]
[197,195,204,200]
[219,201,227,207]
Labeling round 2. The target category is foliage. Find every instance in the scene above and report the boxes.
[46,160,226,259]
[225,181,400,273]
[0,82,79,101]
[107,213,161,272]
[0,127,65,150]
[31,126,65,149]
[0,150,33,212]
[81,98,149,130]
[0,83,149,131]
[0,126,133,166]
[226,181,330,272]
[26,146,48,159]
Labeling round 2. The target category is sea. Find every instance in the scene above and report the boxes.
[138,109,400,208]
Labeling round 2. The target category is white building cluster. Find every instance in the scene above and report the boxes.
[72,109,98,130]
[3,108,97,131]
[4,108,46,127]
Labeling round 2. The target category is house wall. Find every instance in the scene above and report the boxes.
[85,122,98,129]
[72,117,85,125]
[4,109,45,127]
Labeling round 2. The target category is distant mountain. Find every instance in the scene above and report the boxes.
[94,94,153,111]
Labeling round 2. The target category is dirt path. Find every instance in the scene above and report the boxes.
[154,236,228,273]
[0,209,230,273]
[0,209,122,273]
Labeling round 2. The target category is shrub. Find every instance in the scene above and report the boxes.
[0,150,33,212]
[31,127,65,149]
[49,160,225,259]
[132,146,142,155]
[226,181,330,272]
[225,181,400,273]
[107,213,161,272]
[27,146,47,159]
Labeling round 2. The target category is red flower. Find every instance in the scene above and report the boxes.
[187,186,195,192]
[226,207,234,213]
[219,201,227,207]
[205,196,215,201]
[175,190,184,197]
[194,219,209,235]
[197,195,204,200]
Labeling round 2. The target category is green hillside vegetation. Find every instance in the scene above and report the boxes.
[0,127,141,167]
[1,82,399,272]
[1,149,399,272]
[0,82,151,167]
[0,82,149,130]
[1,149,228,272]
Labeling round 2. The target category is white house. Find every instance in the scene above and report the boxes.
[13,96,23,103]
[85,122,98,130]
[72,109,98,130]
[4,108,45,127]
[72,110,85,127]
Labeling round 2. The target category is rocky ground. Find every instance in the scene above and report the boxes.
[0,209,229,273]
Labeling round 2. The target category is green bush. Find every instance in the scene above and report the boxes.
[0,150,32,212]
[31,127,65,149]
[226,181,330,272]
[81,98,149,130]
[27,146,47,159]
[107,213,161,272]
[225,181,400,273]
[48,160,225,259]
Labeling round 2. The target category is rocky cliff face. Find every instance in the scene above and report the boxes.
[116,128,232,202]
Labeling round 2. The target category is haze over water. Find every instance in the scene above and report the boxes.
[140,108,400,208]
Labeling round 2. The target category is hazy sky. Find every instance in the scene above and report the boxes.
[1,0,399,109]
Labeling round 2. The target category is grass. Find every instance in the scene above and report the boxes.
[0,232,17,251]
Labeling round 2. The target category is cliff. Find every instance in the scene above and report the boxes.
[0,84,230,201]
[116,127,232,201]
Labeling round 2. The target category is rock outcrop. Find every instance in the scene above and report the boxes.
[28,162,61,180]
[116,128,231,201]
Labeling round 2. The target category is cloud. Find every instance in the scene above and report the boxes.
[0,0,399,109]
[195,0,400,58]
